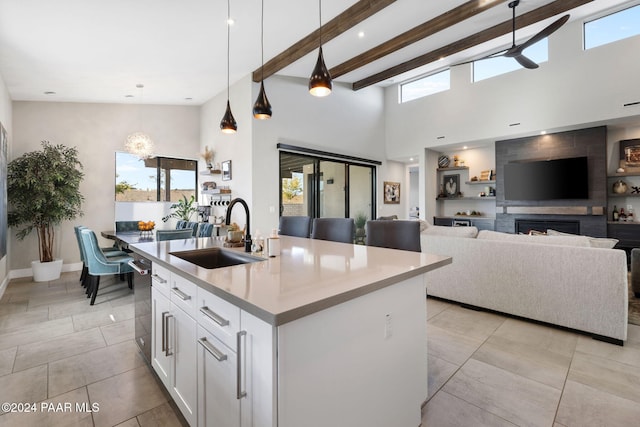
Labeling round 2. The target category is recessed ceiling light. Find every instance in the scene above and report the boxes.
[358,31,365,38]
[463,146,468,150]
[540,130,547,135]
[227,18,234,25]
[409,157,414,161]
[44,91,56,95]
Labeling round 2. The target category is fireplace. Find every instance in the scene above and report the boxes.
[515,219,580,235]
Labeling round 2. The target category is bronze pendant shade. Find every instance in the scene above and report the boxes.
[253,0,272,119]
[220,100,237,133]
[309,46,332,97]
[220,0,237,134]
[253,81,272,119]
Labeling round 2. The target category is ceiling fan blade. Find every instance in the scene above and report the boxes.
[519,14,570,51]
[514,54,538,69]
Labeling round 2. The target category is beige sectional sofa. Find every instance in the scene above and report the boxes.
[421,227,628,343]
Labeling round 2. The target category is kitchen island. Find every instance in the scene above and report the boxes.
[129,235,451,427]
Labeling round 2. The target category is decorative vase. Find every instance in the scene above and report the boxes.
[613,180,628,194]
[31,259,63,282]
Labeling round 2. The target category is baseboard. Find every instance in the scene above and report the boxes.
[9,262,83,280]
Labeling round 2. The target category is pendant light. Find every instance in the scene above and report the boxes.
[220,0,237,133]
[125,84,155,159]
[308,0,332,97]
[253,0,272,119]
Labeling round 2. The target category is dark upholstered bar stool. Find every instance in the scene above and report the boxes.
[365,220,421,252]
[311,218,355,244]
[278,216,312,238]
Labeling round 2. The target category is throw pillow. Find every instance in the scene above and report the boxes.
[423,225,478,238]
[546,229,619,249]
[477,230,591,247]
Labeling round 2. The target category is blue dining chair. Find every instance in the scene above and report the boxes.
[197,223,214,237]
[184,221,199,236]
[156,229,194,241]
[79,228,134,305]
[176,220,188,229]
[74,226,128,287]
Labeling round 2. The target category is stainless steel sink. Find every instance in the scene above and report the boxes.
[170,247,264,269]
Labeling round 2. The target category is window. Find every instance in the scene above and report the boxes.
[279,150,377,222]
[584,4,640,50]
[400,69,450,103]
[115,152,197,202]
[473,38,548,82]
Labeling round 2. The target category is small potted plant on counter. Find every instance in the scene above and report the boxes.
[8,141,84,281]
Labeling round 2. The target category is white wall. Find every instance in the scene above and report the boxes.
[384,20,640,158]
[10,101,200,271]
[0,74,12,292]
[386,19,640,217]
[202,75,388,235]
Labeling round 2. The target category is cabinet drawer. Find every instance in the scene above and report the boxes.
[152,264,171,297]
[196,286,240,351]
[170,275,198,317]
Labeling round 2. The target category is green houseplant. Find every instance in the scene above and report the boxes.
[7,141,84,281]
[162,195,198,222]
[354,212,368,243]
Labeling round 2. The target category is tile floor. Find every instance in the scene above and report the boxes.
[1,272,639,426]
[423,298,640,427]
[0,272,187,427]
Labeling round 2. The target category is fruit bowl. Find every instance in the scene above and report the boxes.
[138,221,155,238]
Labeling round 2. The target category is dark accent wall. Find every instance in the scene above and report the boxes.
[495,126,607,237]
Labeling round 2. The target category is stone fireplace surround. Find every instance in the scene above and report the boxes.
[495,126,607,237]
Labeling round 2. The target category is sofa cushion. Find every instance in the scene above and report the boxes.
[422,225,478,238]
[546,229,619,249]
[477,229,591,247]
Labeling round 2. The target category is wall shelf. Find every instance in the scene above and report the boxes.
[437,166,469,172]
[436,196,496,201]
[465,180,495,185]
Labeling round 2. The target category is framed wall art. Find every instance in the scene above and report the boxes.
[222,160,232,181]
[442,174,460,198]
[383,181,400,204]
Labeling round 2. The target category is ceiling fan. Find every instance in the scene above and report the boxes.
[467,0,570,69]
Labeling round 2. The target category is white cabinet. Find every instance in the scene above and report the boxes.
[151,287,171,387]
[195,287,275,427]
[151,267,198,426]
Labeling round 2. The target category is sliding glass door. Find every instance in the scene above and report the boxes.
[279,151,375,221]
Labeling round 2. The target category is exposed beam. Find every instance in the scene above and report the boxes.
[251,0,397,82]
[330,0,507,79]
[352,0,594,90]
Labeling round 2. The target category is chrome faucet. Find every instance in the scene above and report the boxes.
[225,197,252,252]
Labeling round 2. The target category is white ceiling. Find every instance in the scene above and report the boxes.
[0,0,633,105]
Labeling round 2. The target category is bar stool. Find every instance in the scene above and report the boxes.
[279,216,311,238]
[311,218,355,244]
[365,220,421,252]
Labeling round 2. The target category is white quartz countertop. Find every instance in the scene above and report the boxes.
[130,236,451,326]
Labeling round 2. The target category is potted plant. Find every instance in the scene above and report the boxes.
[354,212,368,243]
[8,141,84,281]
[162,195,198,222]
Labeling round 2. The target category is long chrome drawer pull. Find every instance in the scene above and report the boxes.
[152,274,167,284]
[199,306,229,327]
[171,287,191,301]
[198,337,228,362]
[161,311,168,352]
[237,330,247,399]
[164,314,174,357]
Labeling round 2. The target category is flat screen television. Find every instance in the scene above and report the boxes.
[504,156,589,200]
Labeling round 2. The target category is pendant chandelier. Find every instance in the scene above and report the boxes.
[253,0,272,119]
[220,0,237,133]
[125,84,154,159]
[308,0,332,97]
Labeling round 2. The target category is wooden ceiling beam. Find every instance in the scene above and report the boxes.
[251,0,397,82]
[352,0,594,90]
[330,0,507,80]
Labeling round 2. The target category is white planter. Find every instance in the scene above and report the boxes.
[31,259,63,282]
